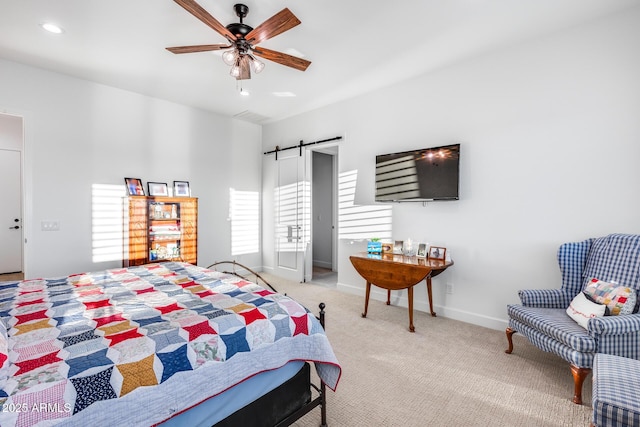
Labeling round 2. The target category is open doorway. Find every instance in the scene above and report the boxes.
[311,148,337,286]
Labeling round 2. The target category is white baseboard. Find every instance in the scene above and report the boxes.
[336,281,508,331]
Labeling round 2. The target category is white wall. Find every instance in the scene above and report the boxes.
[0,114,22,151]
[0,59,262,278]
[262,7,640,329]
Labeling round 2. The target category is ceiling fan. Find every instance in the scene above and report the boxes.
[167,0,311,80]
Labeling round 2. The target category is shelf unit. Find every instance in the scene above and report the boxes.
[123,196,197,267]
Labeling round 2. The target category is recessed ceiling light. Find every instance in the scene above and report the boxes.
[273,92,296,97]
[40,22,64,34]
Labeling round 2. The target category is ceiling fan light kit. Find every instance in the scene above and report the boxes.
[222,50,237,66]
[167,0,311,81]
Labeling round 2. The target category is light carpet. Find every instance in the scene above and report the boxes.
[260,273,592,427]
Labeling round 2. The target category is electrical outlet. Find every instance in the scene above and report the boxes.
[41,221,60,231]
[446,283,454,294]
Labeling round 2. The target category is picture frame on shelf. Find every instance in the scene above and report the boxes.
[148,182,169,197]
[417,243,427,258]
[393,240,404,255]
[174,181,190,197]
[429,246,447,261]
[125,177,145,196]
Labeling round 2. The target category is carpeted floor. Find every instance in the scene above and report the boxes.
[311,266,338,286]
[260,273,593,427]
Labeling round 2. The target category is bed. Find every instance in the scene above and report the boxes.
[0,261,341,426]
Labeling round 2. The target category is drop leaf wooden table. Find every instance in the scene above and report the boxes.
[349,252,454,332]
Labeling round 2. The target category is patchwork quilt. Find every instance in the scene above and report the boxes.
[0,262,341,427]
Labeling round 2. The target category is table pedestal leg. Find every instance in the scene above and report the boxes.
[361,281,371,318]
[408,285,415,332]
[386,290,391,305]
[426,276,436,317]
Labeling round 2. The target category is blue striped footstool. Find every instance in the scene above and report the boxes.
[592,354,640,427]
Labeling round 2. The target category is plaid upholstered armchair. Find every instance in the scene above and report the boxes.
[505,233,640,404]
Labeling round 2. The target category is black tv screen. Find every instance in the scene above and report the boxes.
[375,143,460,202]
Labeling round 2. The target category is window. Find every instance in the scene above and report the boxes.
[229,188,260,255]
[92,184,125,262]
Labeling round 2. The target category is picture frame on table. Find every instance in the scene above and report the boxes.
[148,182,169,197]
[174,181,191,197]
[381,242,393,254]
[393,240,404,255]
[417,243,427,258]
[125,177,145,196]
[429,246,447,261]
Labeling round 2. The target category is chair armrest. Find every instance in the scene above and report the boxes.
[518,289,574,308]
[588,314,640,360]
[589,313,640,335]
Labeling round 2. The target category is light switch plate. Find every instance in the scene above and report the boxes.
[41,221,60,231]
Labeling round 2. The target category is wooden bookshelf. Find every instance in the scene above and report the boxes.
[123,196,198,267]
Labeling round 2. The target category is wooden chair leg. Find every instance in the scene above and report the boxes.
[505,327,515,354]
[503,329,590,405]
[570,365,591,405]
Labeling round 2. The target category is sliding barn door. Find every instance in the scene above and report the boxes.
[273,150,311,282]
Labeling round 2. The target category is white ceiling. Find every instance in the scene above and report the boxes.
[1,0,639,124]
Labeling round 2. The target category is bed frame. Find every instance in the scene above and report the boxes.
[208,261,328,427]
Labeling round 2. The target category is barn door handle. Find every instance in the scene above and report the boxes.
[9,226,20,229]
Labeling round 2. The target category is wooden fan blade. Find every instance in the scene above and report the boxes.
[245,8,301,45]
[166,44,232,54]
[252,47,311,72]
[173,0,236,41]
[237,56,251,80]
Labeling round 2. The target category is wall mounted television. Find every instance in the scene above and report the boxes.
[375,143,460,202]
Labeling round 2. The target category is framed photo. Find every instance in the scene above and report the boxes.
[125,177,145,196]
[381,242,393,254]
[417,243,427,258]
[174,181,190,197]
[148,182,169,197]
[429,246,447,261]
[393,240,404,255]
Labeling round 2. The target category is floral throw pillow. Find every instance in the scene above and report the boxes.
[583,278,637,316]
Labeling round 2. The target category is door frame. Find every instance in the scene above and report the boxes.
[308,144,339,282]
[0,111,26,276]
[310,146,338,278]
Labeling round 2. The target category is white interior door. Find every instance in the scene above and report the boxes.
[273,151,310,282]
[0,149,23,274]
